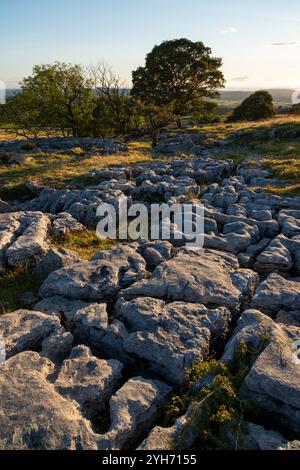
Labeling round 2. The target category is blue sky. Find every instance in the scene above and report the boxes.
[1,0,300,89]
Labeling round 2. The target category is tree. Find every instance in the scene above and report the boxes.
[6,62,96,137]
[228,91,276,122]
[88,63,139,136]
[131,38,225,128]
[136,101,177,147]
[0,91,43,139]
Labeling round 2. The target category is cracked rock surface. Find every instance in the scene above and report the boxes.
[1,138,300,450]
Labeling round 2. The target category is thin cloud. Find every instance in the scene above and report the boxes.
[272,41,298,46]
[231,76,250,82]
[220,27,238,34]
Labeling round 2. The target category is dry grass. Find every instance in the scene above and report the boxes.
[187,115,300,140]
[0,141,153,200]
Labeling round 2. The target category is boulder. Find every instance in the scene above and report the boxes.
[117,297,231,384]
[98,377,171,450]
[242,423,300,450]
[55,345,123,418]
[52,212,85,238]
[35,297,130,361]
[278,210,300,238]
[254,235,293,273]
[138,404,198,450]
[0,352,100,450]
[0,309,62,359]
[140,240,173,269]
[122,249,258,313]
[240,321,300,436]
[40,245,146,301]
[41,331,74,363]
[37,247,81,279]
[252,273,300,316]
[6,212,51,267]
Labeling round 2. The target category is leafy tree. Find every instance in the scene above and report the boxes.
[5,62,96,137]
[137,101,177,146]
[228,91,276,122]
[191,100,220,124]
[131,38,225,128]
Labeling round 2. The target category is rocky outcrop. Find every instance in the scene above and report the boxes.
[2,147,300,451]
[39,245,147,301]
[117,297,231,383]
[121,249,258,313]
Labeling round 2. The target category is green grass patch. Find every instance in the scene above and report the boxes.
[0,265,42,314]
[50,230,119,260]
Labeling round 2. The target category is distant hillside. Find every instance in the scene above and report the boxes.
[4,88,294,111]
[5,89,19,100]
[219,89,293,111]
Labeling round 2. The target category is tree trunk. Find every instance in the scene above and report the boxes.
[151,129,160,148]
[176,118,183,129]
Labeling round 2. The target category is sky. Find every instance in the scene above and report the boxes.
[1,0,300,90]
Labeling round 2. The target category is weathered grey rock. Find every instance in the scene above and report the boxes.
[98,377,171,450]
[6,212,51,267]
[117,297,231,383]
[41,331,74,363]
[52,212,85,237]
[227,204,247,217]
[254,234,293,273]
[252,273,300,316]
[73,304,131,361]
[238,238,271,268]
[0,199,11,213]
[138,404,198,450]
[34,296,130,360]
[37,247,81,279]
[0,352,100,450]
[242,423,297,450]
[250,210,273,221]
[204,230,253,255]
[141,240,173,269]
[278,210,300,238]
[40,244,146,301]
[276,310,300,327]
[240,321,300,436]
[55,346,123,418]
[221,309,275,364]
[0,309,62,359]
[122,249,258,313]
[0,213,22,272]
[34,295,88,326]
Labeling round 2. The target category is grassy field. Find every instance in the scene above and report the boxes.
[187,116,300,196]
[1,116,300,200]
[0,139,153,201]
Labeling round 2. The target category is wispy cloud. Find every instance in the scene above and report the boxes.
[219,27,238,34]
[231,76,250,82]
[272,41,298,46]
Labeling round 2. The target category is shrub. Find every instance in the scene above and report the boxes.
[228,91,276,122]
